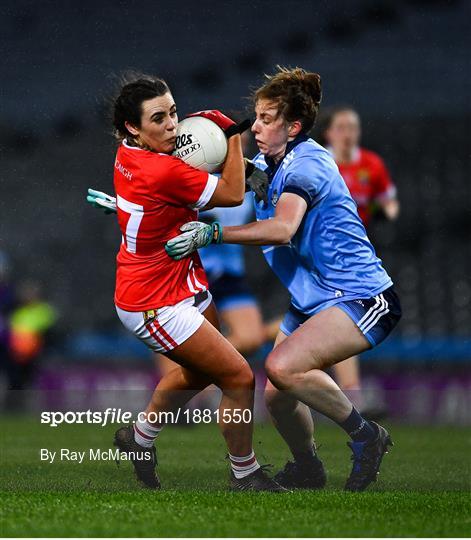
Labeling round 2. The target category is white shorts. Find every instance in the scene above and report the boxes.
[116,291,212,354]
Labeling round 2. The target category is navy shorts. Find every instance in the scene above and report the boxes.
[209,273,257,312]
[280,286,402,347]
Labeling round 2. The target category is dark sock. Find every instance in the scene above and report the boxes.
[293,445,319,466]
[338,407,377,442]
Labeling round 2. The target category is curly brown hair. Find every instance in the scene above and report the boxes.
[253,66,322,133]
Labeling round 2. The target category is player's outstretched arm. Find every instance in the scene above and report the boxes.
[86,188,117,214]
[165,193,307,260]
[222,193,307,246]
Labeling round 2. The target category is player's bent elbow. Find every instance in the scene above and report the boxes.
[278,234,292,245]
[272,223,295,245]
[229,192,245,206]
[211,180,245,207]
[221,191,245,207]
[268,236,290,246]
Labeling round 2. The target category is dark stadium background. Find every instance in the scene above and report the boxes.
[1,0,470,424]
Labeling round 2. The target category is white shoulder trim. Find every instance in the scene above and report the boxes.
[190,173,219,209]
[122,139,145,151]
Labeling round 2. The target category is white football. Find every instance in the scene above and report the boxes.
[173,116,228,173]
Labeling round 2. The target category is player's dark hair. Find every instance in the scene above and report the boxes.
[314,105,358,145]
[113,73,170,140]
[321,105,357,130]
[253,66,322,133]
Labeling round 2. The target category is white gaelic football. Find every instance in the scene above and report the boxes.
[173,116,228,173]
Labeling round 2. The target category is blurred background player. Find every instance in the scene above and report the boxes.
[321,106,399,417]
[322,106,399,226]
[9,280,57,367]
[1,271,57,411]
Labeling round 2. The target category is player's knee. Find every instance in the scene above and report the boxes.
[265,353,292,390]
[222,362,255,390]
[238,364,256,389]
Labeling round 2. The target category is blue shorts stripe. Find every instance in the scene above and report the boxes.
[281,287,401,348]
[360,294,390,335]
[357,295,382,330]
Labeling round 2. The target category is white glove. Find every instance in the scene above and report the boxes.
[165,221,223,260]
[86,188,117,214]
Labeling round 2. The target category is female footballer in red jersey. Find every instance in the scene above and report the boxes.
[108,75,283,491]
[323,106,399,414]
[324,107,399,226]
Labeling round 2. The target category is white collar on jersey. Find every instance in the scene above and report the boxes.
[122,138,145,151]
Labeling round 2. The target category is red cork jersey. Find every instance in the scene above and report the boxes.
[337,147,396,226]
[113,140,218,311]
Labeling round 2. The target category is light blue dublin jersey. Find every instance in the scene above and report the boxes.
[252,135,393,315]
[199,193,254,282]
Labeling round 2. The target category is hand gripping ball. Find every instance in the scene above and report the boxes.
[173,116,228,173]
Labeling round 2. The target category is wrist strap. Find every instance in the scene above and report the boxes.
[225,118,251,139]
[211,221,223,244]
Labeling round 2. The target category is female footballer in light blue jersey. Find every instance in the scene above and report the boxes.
[166,66,402,492]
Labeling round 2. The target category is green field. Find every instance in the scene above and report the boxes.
[0,417,470,537]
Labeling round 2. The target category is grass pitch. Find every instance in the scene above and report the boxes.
[0,416,469,537]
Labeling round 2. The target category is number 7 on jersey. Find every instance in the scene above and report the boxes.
[117,195,144,254]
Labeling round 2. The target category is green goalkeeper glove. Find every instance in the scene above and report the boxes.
[165,221,223,260]
[86,188,117,214]
[244,158,269,204]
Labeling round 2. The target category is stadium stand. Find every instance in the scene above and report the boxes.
[1,0,469,351]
